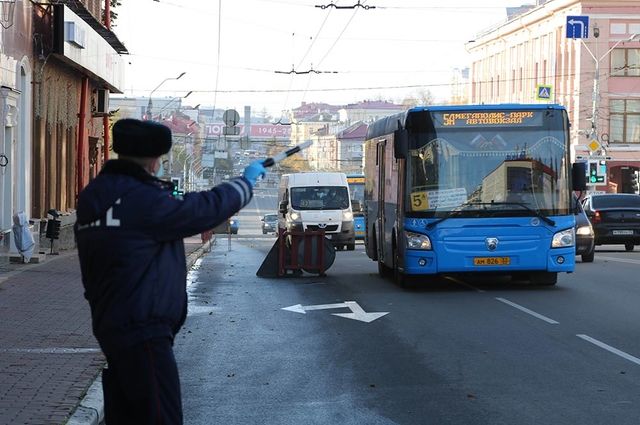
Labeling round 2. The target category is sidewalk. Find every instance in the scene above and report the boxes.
[0,235,213,425]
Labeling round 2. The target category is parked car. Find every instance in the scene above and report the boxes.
[574,196,595,262]
[261,213,278,234]
[581,193,640,251]
[213,217,239,234]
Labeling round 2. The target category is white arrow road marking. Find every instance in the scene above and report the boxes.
[282,301,389,323]
[332,301,389,323]
[282,303,348,314]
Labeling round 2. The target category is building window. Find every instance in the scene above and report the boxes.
[611,48,640,76]
[610,99,640,143]
[519,67,523,92]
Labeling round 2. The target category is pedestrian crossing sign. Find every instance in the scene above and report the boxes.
[536,85,552,100]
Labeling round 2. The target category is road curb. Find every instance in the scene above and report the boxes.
[65,238,213,425]
[65,375,104,425]
[186,238,214,269]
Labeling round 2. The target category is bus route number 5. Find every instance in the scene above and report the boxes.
[411,191,429,211]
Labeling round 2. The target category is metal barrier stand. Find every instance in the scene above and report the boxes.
[277,227,326,276]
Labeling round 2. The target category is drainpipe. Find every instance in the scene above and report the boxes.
[104,0,111,30]
[77,77,89,197]
[103,115,110,164]
[103,1,111,164]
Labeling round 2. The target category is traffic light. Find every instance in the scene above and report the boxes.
[170,177,183,197]
[589,162,598,183]
[587,160,606,184]
[46,219,61,240]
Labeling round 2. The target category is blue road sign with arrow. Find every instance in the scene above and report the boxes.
[566,16,589,39]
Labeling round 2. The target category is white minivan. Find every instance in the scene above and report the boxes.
[278,172,356,250]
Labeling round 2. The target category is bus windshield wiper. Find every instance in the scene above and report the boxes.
[483,201,555,226]
[425,200,490,230]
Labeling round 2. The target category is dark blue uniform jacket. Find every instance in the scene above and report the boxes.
[75,159,252,356]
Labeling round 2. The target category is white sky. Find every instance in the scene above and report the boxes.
[112,0,532,118]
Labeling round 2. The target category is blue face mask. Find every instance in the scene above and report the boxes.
[156,156,168,178]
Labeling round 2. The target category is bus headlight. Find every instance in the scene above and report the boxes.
[405,231,432,250]
[551,228,574,248]
[343,211,353,220]
[576,225,593,236]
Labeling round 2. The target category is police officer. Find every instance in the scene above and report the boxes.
[75,118,267,424]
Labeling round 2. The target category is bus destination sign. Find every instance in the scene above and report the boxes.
[437,111,540,127]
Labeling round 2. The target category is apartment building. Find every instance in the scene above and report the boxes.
[467,0,640,193]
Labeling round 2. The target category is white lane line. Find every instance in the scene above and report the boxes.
[495,297,559,324]
[577,334,640,366]
[0,348,101,354]
[597,256,640,265]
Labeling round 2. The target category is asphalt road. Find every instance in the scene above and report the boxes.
[175,190,640,425]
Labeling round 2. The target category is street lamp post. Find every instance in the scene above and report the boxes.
[582,33,639,147]
[146,72,186,120]
[156,91,193,118]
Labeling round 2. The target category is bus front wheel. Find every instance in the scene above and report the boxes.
[392,243,410,288]
[393,264,407,287]
[378,259,392,277]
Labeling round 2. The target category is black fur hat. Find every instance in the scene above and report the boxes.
[112,119,172,158]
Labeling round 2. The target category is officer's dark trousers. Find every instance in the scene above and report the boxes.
[102,337,183,425]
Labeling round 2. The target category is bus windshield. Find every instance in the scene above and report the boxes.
[291,186,350,210]
[350,184,364,202]
[347,177,365,203]
[405,109,571,217]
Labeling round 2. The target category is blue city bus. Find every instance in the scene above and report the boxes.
[346,174,366,240]
[363,104,586,286]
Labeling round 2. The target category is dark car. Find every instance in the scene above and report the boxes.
[213,217,239,234]
[574,197,595,262]
[581,193,640,251]
[261,213,278,235]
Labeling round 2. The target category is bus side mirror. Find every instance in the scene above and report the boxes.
[351,199,362,212]
[278,200,288,214]
[393,129,408,159]
[572,162,587,191]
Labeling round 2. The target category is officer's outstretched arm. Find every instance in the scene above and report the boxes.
[146,160,267,241]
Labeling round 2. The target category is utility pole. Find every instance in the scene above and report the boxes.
[582,31,639,153]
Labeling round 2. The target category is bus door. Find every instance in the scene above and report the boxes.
[376,140,386,262]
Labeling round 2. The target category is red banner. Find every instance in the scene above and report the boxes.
[205,123,291,139]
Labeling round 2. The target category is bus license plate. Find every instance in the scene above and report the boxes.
[612,230,634,235]
[474,257,510,266]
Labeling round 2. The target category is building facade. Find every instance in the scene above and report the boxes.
[338,100,404,124]
[467,0,640,193]
[0,0,34,252]
[1,0,126,254]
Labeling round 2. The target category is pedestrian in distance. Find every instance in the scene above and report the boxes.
[74,118,267,425]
